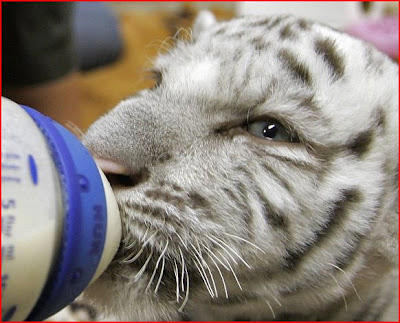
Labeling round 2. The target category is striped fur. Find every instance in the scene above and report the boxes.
[82,13,398,321]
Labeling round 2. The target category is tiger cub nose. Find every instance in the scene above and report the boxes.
[95,158,150,188]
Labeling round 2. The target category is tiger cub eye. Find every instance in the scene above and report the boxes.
[247,119,299,143]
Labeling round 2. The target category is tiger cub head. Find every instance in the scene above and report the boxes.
[83,12,398,321]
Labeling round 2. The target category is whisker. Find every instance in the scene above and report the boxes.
[154,255,166,294]
[145,38,175,52]
[207,251,229,298]
[179,247,186,292]
[203,245,230,271]
[329,272,348,312]
[178,266,190,312]
[122,234,132,244]
[122,231,158,264]
[271,295,282,307]
[328,263,362,302]
[120,249,136,264]
[124,239,137,250]
[146,261,161,293]
[141,227,150,243]
[222,232,266,253]
[342,294,348,312]
[192,251,215,298]
[207,235,238,266]
[159,36,175,53]
[173,27,193,41]
[191,241,218,298]
[173,259,180,303]
[145,241,169,293]
[176,232,188,249]
[265,299,276,319]
[216,250,243,291]
[207,265,219,299]
[64,121,85,139]
[211,235,252,269]
[133,247,154,282]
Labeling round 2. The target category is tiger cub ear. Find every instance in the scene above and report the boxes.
[192,10,216,40]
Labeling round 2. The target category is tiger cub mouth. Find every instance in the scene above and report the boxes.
[96,157,265,306]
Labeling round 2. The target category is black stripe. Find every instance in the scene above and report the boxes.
[171,183,184,192]
[248,144,323,172]
[347,129,374,158]
[298,94,321,115]
[157,152,172,163]
[297,19,311,30]
[261,163,293,194]
[314,38,345,81]
[126,202,168,220]
[268,16,286,29]
[145,189,186,211]
[332,231,364,270]
[346,107,388,160]
[236,166,288,230]
[248,17,271,28]
[279,24,296,40]
[250,36,269,51]
[123,202,186,232]
[296,94,332,126]
[252,78,278,107]
[232,48,243,62]
[247,15,288,29]
[375,106,387,134]
[187,191,210,210]
[278,49,312,86]
[283,188,363,271]
[255,189,288,229]
[234,182,254,231]
[228,31,246,39]
[283,244,367,297]
[214,26,227,36]
[232,53,256,102]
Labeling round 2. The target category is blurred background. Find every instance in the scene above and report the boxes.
[2,1,398,133]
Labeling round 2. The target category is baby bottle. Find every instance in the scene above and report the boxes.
[1,97,121,321]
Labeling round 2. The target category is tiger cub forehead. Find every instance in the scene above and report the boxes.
[161,57,221,96]
[152,15,397,146]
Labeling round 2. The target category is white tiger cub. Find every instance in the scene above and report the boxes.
[82,12,398,321]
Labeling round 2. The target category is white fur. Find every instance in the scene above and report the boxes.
[82,12,398,321]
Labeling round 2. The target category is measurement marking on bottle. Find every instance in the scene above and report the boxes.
[1,176,21,183]
[1,245,15,261]
[2,215,15,237]
[1,164,20,170]
[2,199,16,209]
[2,273,9,290]
[2,153,20,159]
[2,153,21,183]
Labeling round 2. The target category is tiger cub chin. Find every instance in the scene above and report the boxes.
[82,12,398,321]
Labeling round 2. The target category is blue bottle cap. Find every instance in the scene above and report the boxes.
[20,106,108,321]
